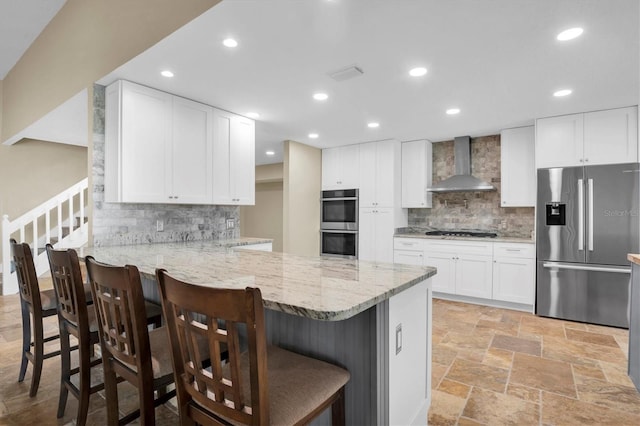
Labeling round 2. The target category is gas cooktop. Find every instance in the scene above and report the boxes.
[425,230,498,238]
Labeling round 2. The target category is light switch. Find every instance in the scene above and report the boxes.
[156,220,164,232]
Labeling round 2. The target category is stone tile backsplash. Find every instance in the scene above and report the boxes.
[91,84,239,247]
[408,135,535,238]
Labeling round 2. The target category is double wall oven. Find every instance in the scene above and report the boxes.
[320,189,358,259]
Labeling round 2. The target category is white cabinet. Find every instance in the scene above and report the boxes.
[212,109,255,205]
[401,140,433,208]
[105,80,213,204]
[321,144,360,190]
[393,238,425,266]
[424,240,493,299]
[492,243,535,304]
[359,207,395,263]
[501,126,535,207]
[359,140,400,208]
[536,106,638,168]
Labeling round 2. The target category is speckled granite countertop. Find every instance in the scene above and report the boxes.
[78,239,435,321]
[395,232,534,244]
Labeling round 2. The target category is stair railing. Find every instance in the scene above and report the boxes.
[2,178,89,295]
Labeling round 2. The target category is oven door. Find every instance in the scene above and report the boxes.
[321,197,358,230]
[320,230,358,259]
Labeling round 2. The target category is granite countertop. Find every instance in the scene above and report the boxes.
[78,239,436,322]
[628,254,640,266]
[395,231,534,244]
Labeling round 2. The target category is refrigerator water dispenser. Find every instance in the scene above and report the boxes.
[545,203,565,225]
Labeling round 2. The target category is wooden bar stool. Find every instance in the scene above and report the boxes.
[46,244,104,426]
[85,256,176,425]
[10,239,60,397]
[156,269,351,426]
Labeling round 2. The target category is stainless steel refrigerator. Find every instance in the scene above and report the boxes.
[536,163,640,328]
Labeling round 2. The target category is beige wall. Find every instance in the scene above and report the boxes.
[283,141,321,256]
[256,163,284,182]
[1,0,220,143]
[240,181,284,252]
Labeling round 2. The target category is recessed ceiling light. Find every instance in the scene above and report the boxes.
[557,27,583,41]
[308,133,319,139]
[160,70,174,78]
[223,38,238,48]
[553,89,572,97]
[367,122,380,128]
[446,108,460,115]
[409,67,427,77]
[266,150,275,156]
[313,93,329,101]
[246,112,260,119]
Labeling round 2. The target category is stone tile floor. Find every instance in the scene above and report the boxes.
[1,286,639,425]
[429,298,640,425]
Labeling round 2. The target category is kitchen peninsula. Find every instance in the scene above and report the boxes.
[79,239,436,425]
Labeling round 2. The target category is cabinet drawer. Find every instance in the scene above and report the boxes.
[394,238,424,251]
[424,240,493,255]
[494,243,535,259]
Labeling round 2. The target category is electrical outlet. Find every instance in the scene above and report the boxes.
[226,219,235,229]
[395,324,402,354]
[156,220,164,232]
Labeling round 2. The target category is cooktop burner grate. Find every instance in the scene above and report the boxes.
[425,230,498,238]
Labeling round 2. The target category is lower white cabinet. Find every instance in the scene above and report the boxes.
[492,243,535,304]
[360,208,395,263]
[394,237,535,308]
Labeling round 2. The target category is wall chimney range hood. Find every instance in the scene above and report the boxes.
[427,136,496,193]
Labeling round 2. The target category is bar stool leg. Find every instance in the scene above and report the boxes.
[18,301,30,383]
[30,310,45,397]
[76,342,91,426]
[57,324,70,418]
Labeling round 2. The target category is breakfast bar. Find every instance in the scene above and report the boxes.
[79,239,436,425]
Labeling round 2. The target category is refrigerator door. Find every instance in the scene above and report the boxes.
[536,167,585,263]
[584,163,640,266]
[536,261,630,328]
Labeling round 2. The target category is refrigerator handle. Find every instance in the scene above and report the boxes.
[588,178,594,252]
[578,178,584,251]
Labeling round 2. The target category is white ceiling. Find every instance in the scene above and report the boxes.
[0,0,66,79]
[4,1,639,165]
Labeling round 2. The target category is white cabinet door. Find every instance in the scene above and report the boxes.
[402,140,432,208]
[584,106,638,165]
[358,208,376,261]
[535,113,584,168]
[118,81,172,203]
[455,254,493,299]
[212,109,255,205]
[501,126,535,207]
[492,257,535,304]
[321,145,360,190]
[374,207,395,263]
[359,140,398,208]
[170,97,213,204]
[425,252,456,294]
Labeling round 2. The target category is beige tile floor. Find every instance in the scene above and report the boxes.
[1,285,639,425]
[429,298,640,425]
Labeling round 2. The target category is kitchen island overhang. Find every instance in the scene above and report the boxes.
[79,239,436,425]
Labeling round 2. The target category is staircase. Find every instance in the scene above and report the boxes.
[1,178,89,295]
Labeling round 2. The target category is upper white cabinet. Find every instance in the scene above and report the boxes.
[105,80,213,204]
[500,126,535,207]
[212,109,255,205]
[401,140,433,208]
[536,106,638,168]
[104,80,255,205]
[321,144,360,190]
[359,140,400,208]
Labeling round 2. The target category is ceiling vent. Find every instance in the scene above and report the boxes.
[328,65,364,82]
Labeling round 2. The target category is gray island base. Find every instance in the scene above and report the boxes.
[79,239,435,425]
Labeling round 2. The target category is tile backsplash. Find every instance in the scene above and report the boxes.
[91,84,240,247]
[408,135,535,238]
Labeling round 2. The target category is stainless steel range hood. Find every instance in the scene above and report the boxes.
[427,136,496,193]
